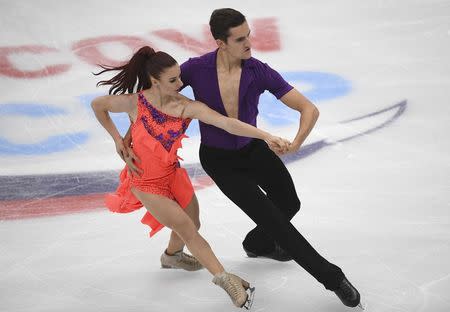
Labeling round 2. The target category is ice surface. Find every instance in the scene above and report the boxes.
[1,0,449,311]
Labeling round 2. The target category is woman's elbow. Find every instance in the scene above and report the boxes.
[91,97,104,112]
[90,98,99,110]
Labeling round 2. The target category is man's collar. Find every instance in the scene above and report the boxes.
[206,49,255,69]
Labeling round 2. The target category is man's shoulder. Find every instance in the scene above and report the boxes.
[246,57,275,71]
[245,57,282,82]
[182,50,216,69]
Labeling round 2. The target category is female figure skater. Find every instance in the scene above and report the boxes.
[91,46,290,309]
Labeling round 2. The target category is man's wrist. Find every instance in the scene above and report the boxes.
[291,140,302,150]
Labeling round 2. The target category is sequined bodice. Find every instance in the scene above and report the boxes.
[136,92,190,152]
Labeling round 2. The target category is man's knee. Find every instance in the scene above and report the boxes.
[293,197,301,213]
[283,196,301,219]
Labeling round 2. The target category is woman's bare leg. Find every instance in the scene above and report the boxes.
[132,189,254,308]
[166,194,200,255]
[132,189,223,275]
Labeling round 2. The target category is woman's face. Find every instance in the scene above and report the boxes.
[154,64,183,96]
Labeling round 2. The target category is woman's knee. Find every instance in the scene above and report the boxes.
[170,217,198,241]
[194,219,201,231]
[185,216,200,231]
[186,207,201,230]
[191,197,201,230]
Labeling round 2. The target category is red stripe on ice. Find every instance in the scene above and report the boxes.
[0,175,214,220]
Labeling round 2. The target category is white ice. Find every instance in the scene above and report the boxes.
[1,0,449,311]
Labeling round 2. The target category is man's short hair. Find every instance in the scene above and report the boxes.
[209,8,246,42]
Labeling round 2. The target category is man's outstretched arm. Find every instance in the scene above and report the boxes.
[279,88,319,154]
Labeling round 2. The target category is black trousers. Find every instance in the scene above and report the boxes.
[199,139,344,290]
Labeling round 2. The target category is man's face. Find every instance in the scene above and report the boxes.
[220,21,252,60]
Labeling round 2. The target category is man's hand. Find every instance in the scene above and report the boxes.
[276,142,301,156]
[124,151,143,177]
[267,137,302,156]
[265,136,291,155]
[115,137,143,176]
[114,137,128,161]
[123,130,132,151]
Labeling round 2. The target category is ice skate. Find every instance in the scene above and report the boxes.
[243,242,292,262]
[160,250,204,271]
[334,276,362,308]
[212,271,255,309]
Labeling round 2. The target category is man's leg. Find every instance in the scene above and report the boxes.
[200,143,362,306]
[201,163,343,290]
[243,140,301,256]
[200,144,342,289]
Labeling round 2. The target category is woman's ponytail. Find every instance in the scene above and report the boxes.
[94,46,177,95]
[94,46,156,95]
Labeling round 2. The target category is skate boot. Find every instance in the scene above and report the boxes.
[212,271,255,309]
[243,242,292,262]
[334,276,363,309]
[160,250,203,271]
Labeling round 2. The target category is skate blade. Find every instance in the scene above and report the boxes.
[243,287,255,310]
[161,264,180,269]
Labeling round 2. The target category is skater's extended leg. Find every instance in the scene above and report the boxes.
[199,170,360,306]
[131,188,254,308]
[199,167,343,289]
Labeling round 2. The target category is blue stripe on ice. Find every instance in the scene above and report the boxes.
[0,132,89,155]
[0,103,66,117]
[0,71,350,155]
[258,71,351,126]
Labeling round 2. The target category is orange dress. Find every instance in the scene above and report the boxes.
[105,91,194,237]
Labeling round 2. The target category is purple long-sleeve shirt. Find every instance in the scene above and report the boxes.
[180,49,293,150]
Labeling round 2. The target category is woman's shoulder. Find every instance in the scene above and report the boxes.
[171,94,203,119]
[171,93,194,106]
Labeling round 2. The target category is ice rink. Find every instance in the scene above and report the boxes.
[1,0,449,311]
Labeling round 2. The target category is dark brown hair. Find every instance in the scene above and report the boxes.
[209,8,246,42]
[94,46,177,95]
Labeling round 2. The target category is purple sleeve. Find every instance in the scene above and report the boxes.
[261,63,293,99]
[179,59,194,91]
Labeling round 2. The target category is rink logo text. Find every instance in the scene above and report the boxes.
[0,18,279,78]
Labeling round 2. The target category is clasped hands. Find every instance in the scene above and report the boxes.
[265,135,298,156]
